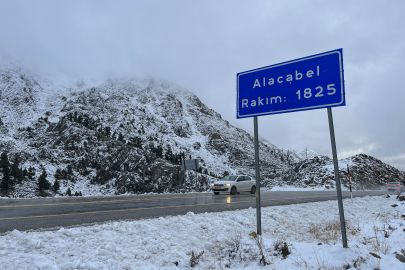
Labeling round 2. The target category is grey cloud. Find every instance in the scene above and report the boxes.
[0,0,404,170]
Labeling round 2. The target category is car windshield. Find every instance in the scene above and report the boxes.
[389,182,400,185]
[221,175,238,181]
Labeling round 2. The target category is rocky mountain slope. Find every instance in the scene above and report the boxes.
[0,63,403,197]
[0,64,295,197]
[265,153,405,190]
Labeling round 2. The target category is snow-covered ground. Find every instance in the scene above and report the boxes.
[1,194,405,269]
[268,185,387,192]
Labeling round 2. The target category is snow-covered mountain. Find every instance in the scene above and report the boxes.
[266,153,405,190]
[290,148,322,160]
[0,63,403,197]
[0,64,294,197]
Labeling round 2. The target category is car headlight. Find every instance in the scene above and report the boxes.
[212,184,214,186]
[225,183,231,186]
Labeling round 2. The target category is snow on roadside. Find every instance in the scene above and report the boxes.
[268,185,387,192]
[1,195,405,269]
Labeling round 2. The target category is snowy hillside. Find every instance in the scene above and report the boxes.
[266,154,405,190]
[0,64,293,198]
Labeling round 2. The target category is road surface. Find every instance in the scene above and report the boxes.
[0,190,387,234]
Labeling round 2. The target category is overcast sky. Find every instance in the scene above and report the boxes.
[0,0,404,171]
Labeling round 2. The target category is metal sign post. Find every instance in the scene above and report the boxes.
[182,159,200,186]
[195,159,198,186]
[254,116,262,235]
[327,107,347,248]
[348,165,352,200]
[237,49,348,248]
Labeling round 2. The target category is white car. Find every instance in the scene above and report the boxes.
[387,182,404,194]
[212,175,256,195]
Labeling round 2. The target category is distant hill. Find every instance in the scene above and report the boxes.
[265,153,405,190]
[290,148,323,160]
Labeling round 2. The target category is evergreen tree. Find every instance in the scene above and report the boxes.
[66,187,72,196]
[83,116,89,128]
[53,179,60,192]
[77,113,82,124]
[54,168,62,180]
[28,166,36,180]
[10,156,24,183]
[10,156,19,179]
[61,169,68,179]
[104,126,111,137]
[38,167,51,190]
[0,117,3,126]
[118,133,124,142]
[156,145,163,158]
[131,137,142,148]
[0,152,12,191]
[165,145,173,161]
[67,165,73,175]
[16,168,24,183]
[223,170,229,177]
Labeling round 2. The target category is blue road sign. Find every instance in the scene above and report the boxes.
[237,49,345,118]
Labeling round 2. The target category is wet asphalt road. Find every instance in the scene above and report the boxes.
[0,190,387,234]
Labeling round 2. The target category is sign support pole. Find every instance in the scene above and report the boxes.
[327,107,348,248]
[182,160,186,185]
[253,116,262,235]
[348,165,352,200]
[195,159,198,187]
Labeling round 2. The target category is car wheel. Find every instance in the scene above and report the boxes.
[250,185,256,194]
[230,186,237,195]
[214,192,219,195]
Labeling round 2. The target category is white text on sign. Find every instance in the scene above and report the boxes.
[252,66,320,89]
